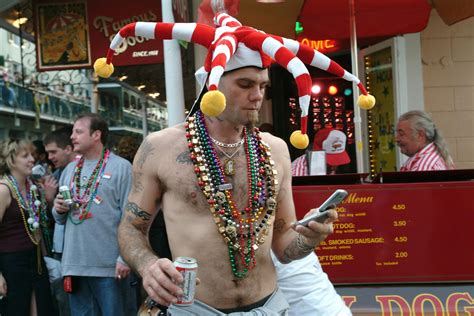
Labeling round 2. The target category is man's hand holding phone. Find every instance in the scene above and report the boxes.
[292,189,348,244]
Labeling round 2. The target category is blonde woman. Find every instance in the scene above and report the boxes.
[0,139,57,316]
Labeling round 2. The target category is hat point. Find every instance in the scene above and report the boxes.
[200,90,226,117]
[290,130,309,149]
[357,94,376,110]
[94,58,114,78]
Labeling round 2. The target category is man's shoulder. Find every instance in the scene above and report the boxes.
[109,152,132,167]
[145,124,186,147]
[260,132,289,152]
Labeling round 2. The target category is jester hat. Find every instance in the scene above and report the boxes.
[94,13,375,149]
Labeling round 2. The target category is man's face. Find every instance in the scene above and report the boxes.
[217,67,269,127]
[71,118,99,154]
[45,142,73,168]
[395,120,426,157]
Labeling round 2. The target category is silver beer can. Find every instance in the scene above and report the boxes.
[173,257,198,306]
[59,185,74,205]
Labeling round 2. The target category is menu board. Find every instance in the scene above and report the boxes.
[292,181,474,284]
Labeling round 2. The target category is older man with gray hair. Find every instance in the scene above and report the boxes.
[395,110,454,171]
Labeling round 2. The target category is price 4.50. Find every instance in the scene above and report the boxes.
[392,204,406,210]
[394,236,408,243]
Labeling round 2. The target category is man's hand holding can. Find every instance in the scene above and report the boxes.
[54,189,71,214]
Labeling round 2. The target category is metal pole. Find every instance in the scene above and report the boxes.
[349,0,364,173]
[162,0,185,126]
[17,7,25,88]
[142,99,149,138]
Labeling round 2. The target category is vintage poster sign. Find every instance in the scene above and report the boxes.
[35,1,91,71]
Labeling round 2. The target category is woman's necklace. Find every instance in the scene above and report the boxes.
[186,111,278,279]
[2,175,49,246]
[68,148,110,224]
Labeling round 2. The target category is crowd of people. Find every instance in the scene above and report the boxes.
[0,13,456,316]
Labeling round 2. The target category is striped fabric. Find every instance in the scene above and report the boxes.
[400,142,449,171]
[291,155,308,176]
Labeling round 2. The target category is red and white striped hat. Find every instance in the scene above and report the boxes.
[94,13,375,149]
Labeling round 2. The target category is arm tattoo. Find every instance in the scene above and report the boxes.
[273,219,285,233]
[136,140,154,169]
[176,151,193,164]
[125,201,151,221]
[281,234,315,263]
[132,171,144,193]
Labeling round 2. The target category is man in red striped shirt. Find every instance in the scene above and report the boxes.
[396,110,454,171]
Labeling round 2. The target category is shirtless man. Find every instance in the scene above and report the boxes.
[117,65,338,314]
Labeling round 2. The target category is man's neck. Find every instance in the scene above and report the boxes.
[81,144,104,160]
[205,116,245,144]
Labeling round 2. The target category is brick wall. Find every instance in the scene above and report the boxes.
[421,11,474,169]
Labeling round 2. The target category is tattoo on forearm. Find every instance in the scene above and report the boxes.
[118,215,157,275]
[136,140,154,169]
[132,171,144,193]
[176,151,193,164]
[125,201,151,221]
[282,234,314,263]
[273,219,285,233]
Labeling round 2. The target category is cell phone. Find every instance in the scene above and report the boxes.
[296,189,348,226]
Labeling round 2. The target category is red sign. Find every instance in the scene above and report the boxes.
[297,37,341,54]
[338,284,474,314]
[293,181,474,284]
[88,0,163,66]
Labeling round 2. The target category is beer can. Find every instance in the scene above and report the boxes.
[59,185,74,205]
[173,257,198,306]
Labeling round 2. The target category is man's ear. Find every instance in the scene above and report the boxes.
[417,128,428,142]
[65,144,73,154]
[92,130,102,142]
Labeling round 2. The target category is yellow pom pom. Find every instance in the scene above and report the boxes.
[200,90,226,117]
[357,94,376,110]
[290,130,309,149]
[94,58,114,78]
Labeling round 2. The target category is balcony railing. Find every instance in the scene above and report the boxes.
[0,81,166,133]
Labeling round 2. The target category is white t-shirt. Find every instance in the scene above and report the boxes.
[273,251,352,316]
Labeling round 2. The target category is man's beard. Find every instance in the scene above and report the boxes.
[246,110,259,130]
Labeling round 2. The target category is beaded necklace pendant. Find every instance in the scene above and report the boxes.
[68,149,110,224]
[2,175,53,253]
[186,111,278,279]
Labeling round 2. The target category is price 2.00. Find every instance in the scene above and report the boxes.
[395,252,408,258]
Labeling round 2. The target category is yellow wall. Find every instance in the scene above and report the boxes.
[421,10,474,169]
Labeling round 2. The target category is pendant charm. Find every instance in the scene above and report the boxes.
[224,159,235,176]
[218,183,233,191]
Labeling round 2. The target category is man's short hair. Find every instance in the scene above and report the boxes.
[44,126,73,149]
[75,113,109,145]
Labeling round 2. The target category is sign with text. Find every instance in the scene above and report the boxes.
[297,37,341,54]
[88,0,163,66]
[338,284,474,314]
[293,181,474,284]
